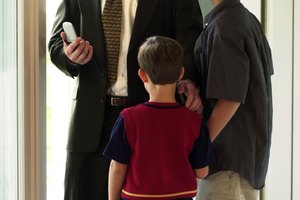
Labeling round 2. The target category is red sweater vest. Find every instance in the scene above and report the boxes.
[121,102,202,199]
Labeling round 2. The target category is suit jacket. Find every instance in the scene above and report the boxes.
[48,0,203,153]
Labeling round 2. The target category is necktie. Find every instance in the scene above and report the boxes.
[102,0,122,90]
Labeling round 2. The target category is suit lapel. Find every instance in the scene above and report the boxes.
[129,0,160,50]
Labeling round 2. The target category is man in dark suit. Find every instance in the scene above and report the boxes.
[48,0,203,199]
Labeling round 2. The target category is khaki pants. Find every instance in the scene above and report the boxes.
[196,171,259,200]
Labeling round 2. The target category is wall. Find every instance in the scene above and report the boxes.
[198,0,214,17]
[292,0,300,199]
[199,0,261,19]
[265,0,297,199]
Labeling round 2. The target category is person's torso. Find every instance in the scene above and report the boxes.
[121,102,201,199]
[194,0,273,189]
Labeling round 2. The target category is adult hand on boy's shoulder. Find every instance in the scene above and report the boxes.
[177,80,203,114]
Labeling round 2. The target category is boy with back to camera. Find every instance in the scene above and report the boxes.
[103,36,214,200]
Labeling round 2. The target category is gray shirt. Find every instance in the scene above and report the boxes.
[194,0,273,189]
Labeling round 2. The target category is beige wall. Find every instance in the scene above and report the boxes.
[241,0,261,20]
[265,0,299,199]
[294,0,300,199]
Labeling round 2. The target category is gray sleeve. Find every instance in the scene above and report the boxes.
[206,31,250,103]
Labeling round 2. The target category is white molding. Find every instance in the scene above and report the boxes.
[293,0,300,199]
[18,0,46,199]
[241,0,262,21]
[265,0,294,199]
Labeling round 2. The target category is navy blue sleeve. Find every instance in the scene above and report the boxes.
[102,114,130,164]
[189,120,215,169]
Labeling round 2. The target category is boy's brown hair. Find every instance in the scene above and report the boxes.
[137,36,183,84]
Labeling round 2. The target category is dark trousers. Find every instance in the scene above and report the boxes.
[64,103,125,200]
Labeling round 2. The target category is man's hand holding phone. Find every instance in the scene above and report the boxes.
[61,22,93,65]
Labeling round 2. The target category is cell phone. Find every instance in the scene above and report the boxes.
[62,22,77,43]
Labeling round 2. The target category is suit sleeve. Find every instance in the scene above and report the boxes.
[48,0,81,78]
[174,0,203,82]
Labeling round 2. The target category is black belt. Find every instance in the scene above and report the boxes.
[107,96,128,106]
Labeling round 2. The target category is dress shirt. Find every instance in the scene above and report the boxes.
[101,0,138,96]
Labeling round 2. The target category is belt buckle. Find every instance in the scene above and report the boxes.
[111,97,118,106]
[110,96,126,106]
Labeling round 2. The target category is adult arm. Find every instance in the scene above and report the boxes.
[207,99,240,141]
[48,0,92,78]
[173,0,203,112]
[194,166,209,179]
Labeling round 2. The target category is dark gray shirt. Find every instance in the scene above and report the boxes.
[194,0,273,189]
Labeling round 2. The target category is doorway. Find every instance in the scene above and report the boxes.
[46,1,74,199]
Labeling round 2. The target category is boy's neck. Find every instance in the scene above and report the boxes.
[147,83,177,103]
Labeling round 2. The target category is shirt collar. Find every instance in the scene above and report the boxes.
[204,0,241,25]
[143,102,182,109]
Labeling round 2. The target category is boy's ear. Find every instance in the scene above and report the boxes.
[178,67,185,81]
[138,68,148,82]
